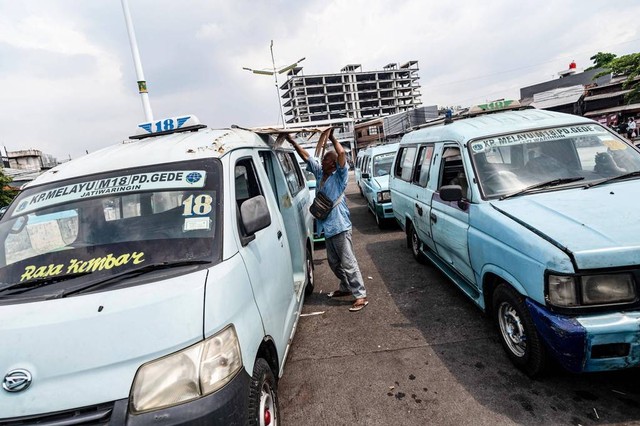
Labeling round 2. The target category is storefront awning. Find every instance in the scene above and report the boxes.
[584,103,640,117]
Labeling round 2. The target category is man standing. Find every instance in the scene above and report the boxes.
[286,131,368,312]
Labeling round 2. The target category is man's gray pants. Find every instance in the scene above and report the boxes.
[325,230,366,299]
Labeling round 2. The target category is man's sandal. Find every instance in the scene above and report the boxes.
[349,298,369,312]
[327,290,351,298]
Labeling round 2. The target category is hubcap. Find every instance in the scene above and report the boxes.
[260,382,277,426]
[498,302,526,357]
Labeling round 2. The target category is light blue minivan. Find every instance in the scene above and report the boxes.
[0,115,314,424]
[390,109,640,376]
[359,143,399,228]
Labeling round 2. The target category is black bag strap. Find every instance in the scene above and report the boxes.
[318,177,344,208]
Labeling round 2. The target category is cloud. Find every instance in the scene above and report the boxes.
[0,0,638,161]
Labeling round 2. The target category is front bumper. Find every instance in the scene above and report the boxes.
[527,300,640,373]
[375,201,394,220]
[1,370,251,426]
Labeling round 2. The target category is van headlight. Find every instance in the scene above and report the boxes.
[377,190,391,203]
[130,325,243,414]
[547,273,636,307]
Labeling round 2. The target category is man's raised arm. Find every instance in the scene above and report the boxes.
[329,131,346,168]
[285,133,309,161]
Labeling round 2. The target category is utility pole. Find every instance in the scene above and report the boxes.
[121,0,153,122]
[243,41,305,129]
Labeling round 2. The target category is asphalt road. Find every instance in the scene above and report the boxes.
[279,173,640,426]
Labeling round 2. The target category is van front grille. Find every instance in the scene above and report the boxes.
[0,402,113,426]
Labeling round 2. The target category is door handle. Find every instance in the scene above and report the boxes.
[277,230,283,240]
[415,203,423,216]
[430,212,437,223]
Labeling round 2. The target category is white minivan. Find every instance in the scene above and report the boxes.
[0,115,314,424]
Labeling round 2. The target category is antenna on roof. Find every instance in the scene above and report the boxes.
[121,0,154,122]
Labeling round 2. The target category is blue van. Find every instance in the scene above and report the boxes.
[359,143,399,227]
[390,109,640,376]
[0,115,314,423]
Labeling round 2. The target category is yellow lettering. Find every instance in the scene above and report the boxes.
[49,264,64,276]
[115,254,130,266]
[104,254,117,269]
[20,266,36,282]
[67,259,81,274]
[89,257,107,272]
[33,266,48,279]
[77,260,90,273]
[132,251,145,264]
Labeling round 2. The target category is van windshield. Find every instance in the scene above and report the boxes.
[470,124,640,199]
[373,153,395,177]
[0,159,222,297]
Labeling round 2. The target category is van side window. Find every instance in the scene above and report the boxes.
[439,147,469,199]
[276,151,305,196]
[413,145,434,187]
[394,147,417,182]
[235,159,266,234]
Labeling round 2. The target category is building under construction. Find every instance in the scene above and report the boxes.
[280,61,422,124]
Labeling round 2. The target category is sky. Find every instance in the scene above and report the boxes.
[0,0,639,161]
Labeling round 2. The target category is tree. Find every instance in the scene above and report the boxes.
[593,52,640,104]
[586,52,617,70]
[0,170,18,206]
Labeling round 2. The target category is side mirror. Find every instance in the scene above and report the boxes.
[362,173,370,179]
[240,195,271,237]
[439,185,463,202]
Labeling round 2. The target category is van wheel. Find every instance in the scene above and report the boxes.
[492,284,547,378]
[248,358,279,426]
[304,247,314,297]
[407,223,426,264]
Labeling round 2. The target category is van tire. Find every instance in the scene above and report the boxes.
[248,358,279,426]
[407,223,426,264]
[304,247,314,297]
[492,284,547,378]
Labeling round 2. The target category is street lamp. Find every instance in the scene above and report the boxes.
[243,40,305,128]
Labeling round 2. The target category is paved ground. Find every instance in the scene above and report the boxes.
[279,174,640,426]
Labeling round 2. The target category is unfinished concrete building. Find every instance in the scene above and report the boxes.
[280,61,422,124]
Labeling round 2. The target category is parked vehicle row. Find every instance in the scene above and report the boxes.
[0,115,314,424]
[355,144,398,228]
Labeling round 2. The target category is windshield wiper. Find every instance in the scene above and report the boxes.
[499,177,585,200]
[585,170,640,189]
[0,272,91,295]
[59,260,210,298]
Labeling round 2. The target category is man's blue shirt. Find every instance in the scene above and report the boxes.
[307,158,351,238]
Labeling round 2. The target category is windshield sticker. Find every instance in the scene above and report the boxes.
[183,217,211,231]
[13,171,206,217]
[375,153,395,161]
[181,194,213,216]
[20,251,145,282]
[602,139,628,151]
[474,125,601,153]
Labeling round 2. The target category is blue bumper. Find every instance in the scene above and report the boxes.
[375,201,394,220]
[527,300,640,373]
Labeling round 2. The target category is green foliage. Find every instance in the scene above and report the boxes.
[586,52,617,70]
[593,52,640,104]
[0,170,18,207]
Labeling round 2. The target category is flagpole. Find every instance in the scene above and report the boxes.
[121,0,153,122]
